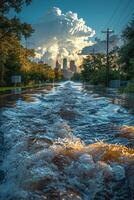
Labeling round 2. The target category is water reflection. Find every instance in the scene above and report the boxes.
[0,82,134,200]
[84,84,134,113]
[11,88,22,94]
[0,84,57,108]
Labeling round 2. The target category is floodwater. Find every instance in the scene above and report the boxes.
[0,81,134,200]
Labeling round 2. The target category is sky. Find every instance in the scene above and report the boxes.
[19,0,134,38]
[16,0,134,65]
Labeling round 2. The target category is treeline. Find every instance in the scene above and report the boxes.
[119,17,134,92]
[0,0,62,87]
[73,16,134,92]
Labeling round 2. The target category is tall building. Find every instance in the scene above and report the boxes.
[55,60,61,70]
[70,60,77,73]
[63,58,68,69]
[38,60,44,64]
[62,68,73,80]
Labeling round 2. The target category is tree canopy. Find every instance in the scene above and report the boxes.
[0,0,34,85]
[0,0,32,14]
[120,17,134,80]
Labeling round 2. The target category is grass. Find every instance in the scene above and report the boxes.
[118,80,134,94]
[0,83,51,92]
[0,85,35,92]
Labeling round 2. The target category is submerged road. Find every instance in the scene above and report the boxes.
[0,81,134,200]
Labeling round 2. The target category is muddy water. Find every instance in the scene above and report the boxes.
[0,82,134,200]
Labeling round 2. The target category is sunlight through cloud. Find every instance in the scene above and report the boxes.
[32,7,95,66]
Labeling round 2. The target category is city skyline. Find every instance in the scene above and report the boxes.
[15,1,134,67]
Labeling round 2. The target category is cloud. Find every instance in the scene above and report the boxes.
[82,35,121,55]
[32,7,95,66]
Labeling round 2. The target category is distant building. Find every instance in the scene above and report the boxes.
[63,58,68,69]
[62,69,73,80]
[38,60,44,64]
[61,58,77,79]
[55,60,61,70]
[70,60,77,73]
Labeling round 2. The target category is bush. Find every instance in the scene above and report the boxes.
[124,80,134,93]
[119,79,134,93]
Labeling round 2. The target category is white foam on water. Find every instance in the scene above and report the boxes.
[0,82,134,200]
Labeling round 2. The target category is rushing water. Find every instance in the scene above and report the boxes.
[0,81,134,200]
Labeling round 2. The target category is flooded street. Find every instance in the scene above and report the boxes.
[0,81,134,200]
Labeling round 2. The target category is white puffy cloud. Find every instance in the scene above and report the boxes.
[82,35,121,55]
[32,7,95,67]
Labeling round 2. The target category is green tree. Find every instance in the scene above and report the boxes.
[81,50,120,86]
[120,17,134,80]
[23,62,55,84]
[71,73,81,81]
[0,0,32,14]
[0,16,34,40]
[81,58,93,82]
[0,0,34,85]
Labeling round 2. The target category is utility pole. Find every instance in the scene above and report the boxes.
[92,48,95,70]
[92,48,95,56]
[102,28,114,87]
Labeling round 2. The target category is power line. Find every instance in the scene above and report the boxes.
[100,0,134,49]
[100,0,122,43]
[101,0,134,38]
[111,0,134,30]
[103,0,122,30]
[117,9,134,35]
[102,28,114,87]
